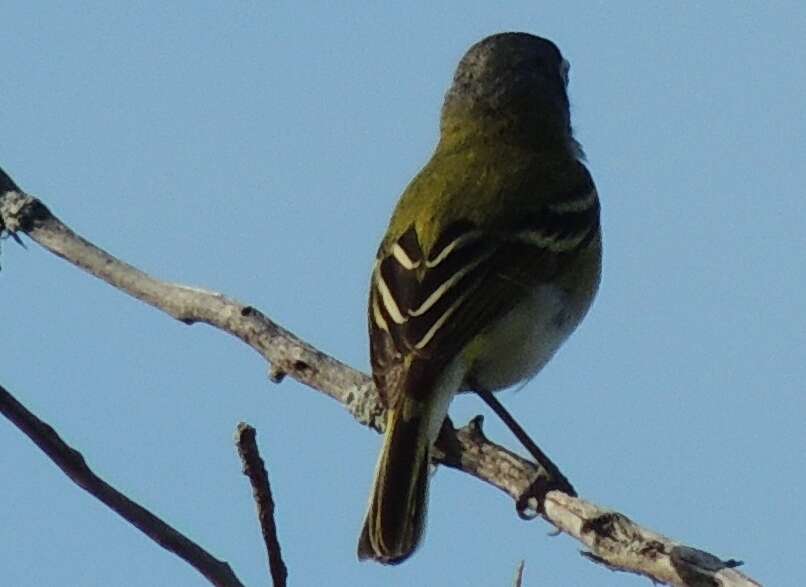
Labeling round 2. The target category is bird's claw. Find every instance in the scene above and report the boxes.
[516,474,575,520]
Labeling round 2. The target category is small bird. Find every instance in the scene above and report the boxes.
[358,32,601,564]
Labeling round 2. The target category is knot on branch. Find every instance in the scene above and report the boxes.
[581,511,665,562]
[671,545,744,587]
[0,191,51,234]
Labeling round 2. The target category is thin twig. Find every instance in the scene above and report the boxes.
[513,560,525,587]
[0,181,762,586]
[0,383,245,587]
[235,423,288,587]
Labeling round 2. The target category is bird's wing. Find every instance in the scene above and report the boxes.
[369,188,600,408]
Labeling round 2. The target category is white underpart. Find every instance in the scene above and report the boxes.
[425,285,585,448]
[470,284,582,391]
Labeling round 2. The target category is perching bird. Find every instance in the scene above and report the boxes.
[358,32,601,564]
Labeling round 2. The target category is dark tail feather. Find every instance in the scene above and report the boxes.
[357,404,430,564]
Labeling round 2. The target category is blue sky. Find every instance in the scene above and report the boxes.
[2,3,804,586]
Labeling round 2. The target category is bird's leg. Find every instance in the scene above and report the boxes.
[474,388,576,518]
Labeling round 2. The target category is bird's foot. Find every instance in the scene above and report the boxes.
[516,472,576,520]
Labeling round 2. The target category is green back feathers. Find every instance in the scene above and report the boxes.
[383,142,581,255]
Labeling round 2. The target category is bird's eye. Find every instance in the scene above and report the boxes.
[560,59,570,86]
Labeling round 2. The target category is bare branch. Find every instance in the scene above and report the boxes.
[438,417,759,586]
[0,182,762,586]
[0,188,383,431]
[0,383,245,587]
[513,560,525,587]
[235,423,288,587]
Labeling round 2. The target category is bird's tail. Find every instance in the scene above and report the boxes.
[357,399,431,564]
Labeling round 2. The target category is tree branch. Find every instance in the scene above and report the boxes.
[0,179,762,586]
[0,383,245,587]
[235,423,288,587]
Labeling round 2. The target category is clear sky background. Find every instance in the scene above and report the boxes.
[2,3,804,586]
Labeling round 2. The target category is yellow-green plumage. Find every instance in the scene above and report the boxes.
[358,32,602,564]
[389,143,589,248]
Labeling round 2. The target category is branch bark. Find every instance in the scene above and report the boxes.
[0,178,762,587]
[235,423,288,587]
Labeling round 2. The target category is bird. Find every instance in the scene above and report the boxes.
[357,32,601,564]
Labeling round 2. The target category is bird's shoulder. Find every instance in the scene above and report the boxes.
[382,143,593,256]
